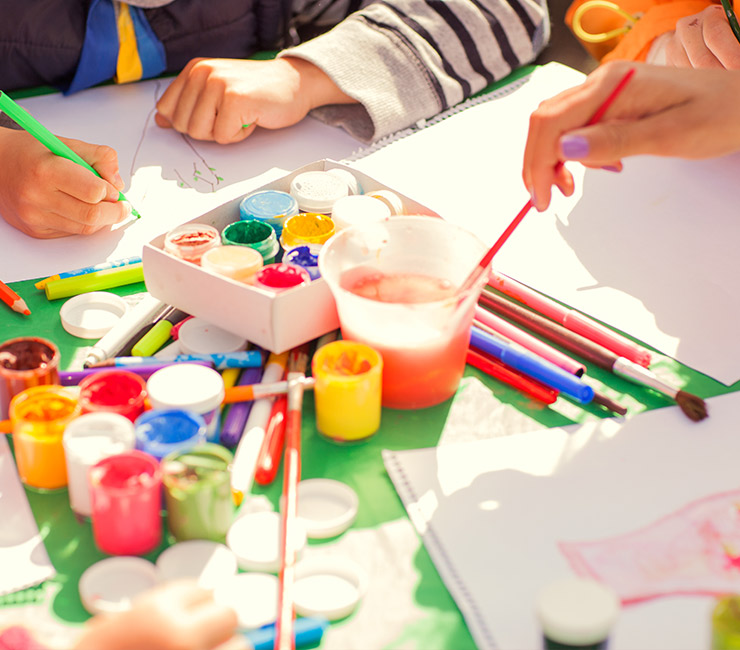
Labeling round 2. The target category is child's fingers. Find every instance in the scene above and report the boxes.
[184,601,240,649]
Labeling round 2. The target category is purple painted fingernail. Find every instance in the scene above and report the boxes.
[560,135,590,160]
[602,165,621,173]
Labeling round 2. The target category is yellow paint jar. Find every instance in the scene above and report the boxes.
[201,245,264,283]
[312,341,382,442]
[281,213,335,249]
[10,385,81,489]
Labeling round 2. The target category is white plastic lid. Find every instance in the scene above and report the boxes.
[177,318,248,355]
[297,479,358,539]
[62,412,136,464]
[536,577,620,646]
[290,171,349,213]
[331,195,391,232]
[147,364,225,413]
[226,510,307,573]
[367,190,405,216]
[79,557,158,615]
[156,541,238,590]
[293,556,368,621]
[213,573,279,630]
[326,168,362,195]
[60,291,128,339]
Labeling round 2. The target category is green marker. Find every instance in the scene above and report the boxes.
[44,263,145,300]
[131,308,189,357]
[0,91,140,218]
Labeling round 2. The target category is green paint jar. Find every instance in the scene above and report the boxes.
[221,219,280,264]
[713,596,740,649]
[162,443,234,543]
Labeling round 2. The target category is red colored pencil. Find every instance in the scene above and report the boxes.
[467,347,558,404]
[0,280,30,316]
[276,344,310,650]
[254,394,288,485]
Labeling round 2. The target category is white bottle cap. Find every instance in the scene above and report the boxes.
[226,510,306,573]
[293,556,368,621]
[536,577,620,646]
[60,292,128,339]
[326,168,362,195]
[147,363,225,414]
[367,190,405,216]
[156,540,238,590]
[177,317,247,355]
[79,557,158,615]
[330,195,391,232]
[297,478,359,539]
[213,573,279,630]
[290,171,349,213]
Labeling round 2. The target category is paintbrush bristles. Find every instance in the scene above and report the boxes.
[676,391,709,422]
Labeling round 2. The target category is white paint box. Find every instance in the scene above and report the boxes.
[142,160,438,353]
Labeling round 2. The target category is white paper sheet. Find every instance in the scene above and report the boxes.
[384,391,740,650]
[0,78,361,284]
[351,62,740,385]
[0,436,55,595]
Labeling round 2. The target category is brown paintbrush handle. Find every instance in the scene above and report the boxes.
[479,289,620,371]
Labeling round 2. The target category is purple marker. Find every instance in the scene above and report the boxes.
[59,360,214,386]
[220,352,265,448]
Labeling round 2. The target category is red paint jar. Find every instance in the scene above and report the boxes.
[164,223,220,264]
[78,370,148,422]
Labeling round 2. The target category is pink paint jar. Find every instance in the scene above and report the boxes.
[164,223,220,265]
[89,450,162,555]
[253,263,312,293]
[78,370,148,422]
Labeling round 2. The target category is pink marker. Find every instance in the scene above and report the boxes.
[488,270,652,368]
[474,305,585,377]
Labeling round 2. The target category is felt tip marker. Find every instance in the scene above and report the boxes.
[244,616,329,650]
[0,91,140,217]
[470,326,594,404]
[88,351,263,370]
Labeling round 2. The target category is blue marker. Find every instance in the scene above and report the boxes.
[95,350,264,370]
[244,617,329,650]
[470,326,594,404]
[35,255,142,289]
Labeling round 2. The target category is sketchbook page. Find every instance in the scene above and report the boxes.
[0,436,55,595]
[0,77,361,283]
[383,391,740,650]
[350,61,740,385]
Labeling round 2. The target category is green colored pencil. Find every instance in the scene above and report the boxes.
[0,91,140,218]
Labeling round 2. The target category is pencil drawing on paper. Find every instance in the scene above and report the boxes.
[559,489,740,603]
[130,81,225,193]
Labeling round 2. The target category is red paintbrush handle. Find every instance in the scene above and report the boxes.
[255,395,288,485]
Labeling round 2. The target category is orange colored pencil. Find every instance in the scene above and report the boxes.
[0,280,30,316]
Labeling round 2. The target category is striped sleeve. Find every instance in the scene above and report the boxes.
[281,0,550,142]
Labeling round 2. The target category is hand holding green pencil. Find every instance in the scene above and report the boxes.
[0,91,140,236]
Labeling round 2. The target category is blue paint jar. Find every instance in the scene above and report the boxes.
[284,245,321,280]
[239,190,299,238]
[134,409,207,460]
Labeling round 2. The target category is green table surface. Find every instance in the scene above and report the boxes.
[1,272,736,649]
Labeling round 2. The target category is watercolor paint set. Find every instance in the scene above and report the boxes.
[142,160,438,352]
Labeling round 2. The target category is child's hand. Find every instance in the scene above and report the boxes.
[154,57,355,144]
[0,129,129,238]
[74,579,248,650]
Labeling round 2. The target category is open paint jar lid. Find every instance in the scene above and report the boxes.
[213,573,279,629]
[293,556,368,621]
[297,478,358,539]
[156,540,238,590]
[60,291,128,339]
[79,557,158,615]
[226,510,307,573]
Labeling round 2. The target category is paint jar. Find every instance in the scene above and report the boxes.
[77,369,148,422]
[253,263,312,293]
[331,195,390,232]
[312,341,382,442]
[89,450,162,555]
[62,412,136,517]
[162,443,234,542]
[164,223,221,265]
[289,170,350,214]
[201,245,264,284]
[281,213,335,249]
[239,189,299,238]
[535,578,620,650]
[283,245,321,280]
[366,190,405,216]
[0,337,60,419]
[221,220,280,264]
[134,409,207,460]
[712,595,740,649]
[9,385,80,489]
[319,216,487,409]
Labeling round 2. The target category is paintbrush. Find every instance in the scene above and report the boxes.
[276,344,310,650]
[457,67,637,296]
[479,289,707,421]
